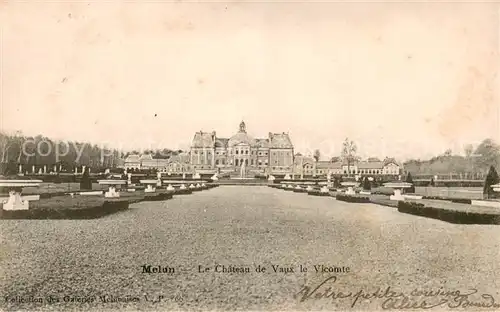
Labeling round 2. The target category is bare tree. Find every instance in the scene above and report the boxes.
[464,144,474,158]
[341,138,357,176]
[313,149,320,162]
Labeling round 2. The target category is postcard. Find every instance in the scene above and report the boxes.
[1,1,499,311]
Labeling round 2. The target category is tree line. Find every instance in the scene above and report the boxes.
[310,138,499,177]
[0,132,122,174]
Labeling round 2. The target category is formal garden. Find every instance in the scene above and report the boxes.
[269,165,500,225]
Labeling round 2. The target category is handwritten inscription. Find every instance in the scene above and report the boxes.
[295,275,500,309]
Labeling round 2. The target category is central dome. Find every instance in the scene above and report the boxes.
[228,131,255,147]
[228,121,255,147]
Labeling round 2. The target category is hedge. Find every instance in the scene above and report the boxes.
[336,194,370,203]
[398,201,500,225]
[0,200,129,220]
[307,190,330,197]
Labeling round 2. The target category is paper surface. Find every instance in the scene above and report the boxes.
[1,1,499,311]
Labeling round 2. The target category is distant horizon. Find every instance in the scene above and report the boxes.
[1,2,498,162]
[1,126,495,163]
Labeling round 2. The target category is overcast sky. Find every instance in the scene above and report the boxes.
[1,1,499,161]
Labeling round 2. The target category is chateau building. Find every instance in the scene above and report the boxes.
[190,121,294,175]
[293,154,401,177]
[122,122,400,178]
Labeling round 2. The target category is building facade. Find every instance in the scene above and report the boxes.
[190,121,294,175]
[293,155,401,177]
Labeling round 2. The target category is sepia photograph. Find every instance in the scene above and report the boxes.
[0,0,499,311]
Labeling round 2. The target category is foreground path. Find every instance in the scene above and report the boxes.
[1,186,499,311]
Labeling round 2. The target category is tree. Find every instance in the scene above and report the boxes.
[464,144,474,158]
[474,139,500,173]
[405,172,415,193]
[483,166,499,199]
[313,149,320,162]
[341,138,358,176]
[443,149,452,157]
[362,176,371,191]
[79,166,92,190]
[429,177,435,187]
[330,156,341,163]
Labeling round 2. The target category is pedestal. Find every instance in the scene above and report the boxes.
[145,185,156,193]
[2,191,30,210]
[345,187,356,195]
[104,186,120,198]
[180,184,187,190]
[166,184,175,191]
[390,189,405,201]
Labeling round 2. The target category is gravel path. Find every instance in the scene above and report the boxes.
[1,186,499,311]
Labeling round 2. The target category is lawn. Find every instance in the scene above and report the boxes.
[0,195,129,219]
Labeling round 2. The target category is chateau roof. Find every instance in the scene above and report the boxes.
[255,138,269,148]
[228,132,255,147]
[215,138,229,148]
[125,155,140,162]
[269,133,293,149]
[141,159,169,166]
[192,131,215,148]
[139,154,153,160]
[317,161,342,169]
[357,161,384,169]
[383,157,399,166]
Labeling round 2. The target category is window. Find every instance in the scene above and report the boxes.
[235,159,239,166]
[236,150,239,155]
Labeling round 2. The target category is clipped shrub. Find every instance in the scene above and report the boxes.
[362,176,371,191]
[80,167,92,190]
[405,172,415,193]
[307,190,330,196]
[398,201,500,225]
[450,198,472,204]
[336,194,370,203]
[483,165,499,199]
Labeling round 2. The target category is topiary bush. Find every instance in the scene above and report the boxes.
[483,165,499,199]
[405,172,415,193]
[362,176,371,191]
